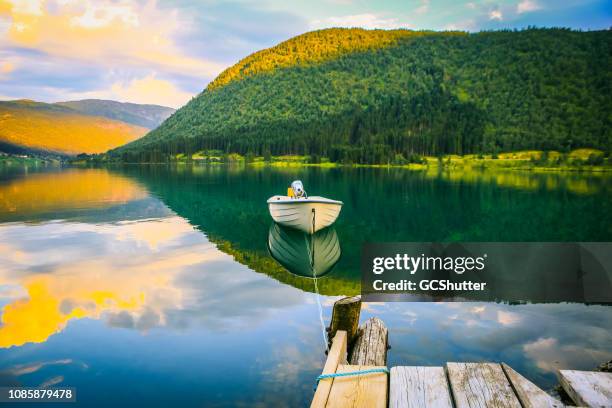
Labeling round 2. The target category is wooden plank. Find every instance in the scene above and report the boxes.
[501,363,564,408]
[325,364,387,408]
[389,366,453,408]
[558,370,612,407]
[328,296,361,348]
[311,330,348,408]
[447,362,522,408]
[350,317,388,366]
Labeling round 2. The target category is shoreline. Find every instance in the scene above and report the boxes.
[81,159,612,173]
[6,149,610,173]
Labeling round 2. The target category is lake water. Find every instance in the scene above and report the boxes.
[0,164,610,407]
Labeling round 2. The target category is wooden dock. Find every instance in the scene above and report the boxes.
[312,297,612,408]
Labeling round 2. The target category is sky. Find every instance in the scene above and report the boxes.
[0,0,610,108]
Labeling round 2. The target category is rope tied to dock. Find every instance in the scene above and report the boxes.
[315,367,389,389]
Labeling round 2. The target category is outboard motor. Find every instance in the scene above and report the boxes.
[290,180,307,198]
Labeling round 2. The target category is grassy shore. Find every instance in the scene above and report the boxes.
[0,153,60,167]
[164,148,611,172]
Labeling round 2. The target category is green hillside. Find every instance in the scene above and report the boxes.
[112,28,611,164]
[207,28,440,90]
[56,99,175,129]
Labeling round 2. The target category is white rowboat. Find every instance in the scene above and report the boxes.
[267,195,343,234]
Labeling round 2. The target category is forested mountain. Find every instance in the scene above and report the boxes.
[112,28,611,164]
[56,99,175,129]
[0,100,147,156]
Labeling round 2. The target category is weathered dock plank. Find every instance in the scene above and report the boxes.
[329,296,361,348]
[311,330,347,408]
[558,369,612,407]
[389,366,453,408]
[501,363,564,408]
[447,362,522,408]
[325,364,387,408]
[349,317,388,366]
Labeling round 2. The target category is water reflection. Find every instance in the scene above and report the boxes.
[117,164,612,298]
[0,169,147,219]
[0,216,306,348]
[374,301,612,388]
[425,168,611,195]
[0,166,610,405]
[268,224,341,278]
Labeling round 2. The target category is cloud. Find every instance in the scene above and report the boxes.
[74,74,194,108]
[2,0,223,78]
[444,19,476,31]
[0,60,14,79]
[415,0,430,15]
[517,0,541,14]
[489,9,503,20]
[310,13,411,30]
[6,0,42,15]
[0,0,224,106]
[69,2,139,29]
[0,61,13,73]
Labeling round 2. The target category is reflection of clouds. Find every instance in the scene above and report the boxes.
[471,306,486,314]
[40,375,63,388]
[361,302,385,313]
[497,310,520,326]
[260,343,321,384]
[252,323,326,407]
[0,358,87,390]
[377,302,612,386]
[401,310,418,325]
[114,218,192,250]
[0,216,304,348]
[168,261,304,330]
[2,359,73,376]
[523,337,610,373]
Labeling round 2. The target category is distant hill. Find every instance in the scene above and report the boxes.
[0,100,148,156]
[56,99,175,129]
[112,28,611,163]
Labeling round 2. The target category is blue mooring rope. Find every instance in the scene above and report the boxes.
[315,368,389,390]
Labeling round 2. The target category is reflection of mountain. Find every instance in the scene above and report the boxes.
[427,168,611,196]
[268,224,341,278]
[0,169,170,223]
[116,165,359,295]
[119,165,612,300]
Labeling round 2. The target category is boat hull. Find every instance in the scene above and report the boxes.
[268,223,341,278]
[267,196,342,234]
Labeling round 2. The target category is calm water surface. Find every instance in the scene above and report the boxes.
[0,164,611,407]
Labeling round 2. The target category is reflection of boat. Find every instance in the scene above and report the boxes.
[267,181,342,233]
[268,223,341,278]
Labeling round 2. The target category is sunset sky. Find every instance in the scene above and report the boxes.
[1,0,610,108]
